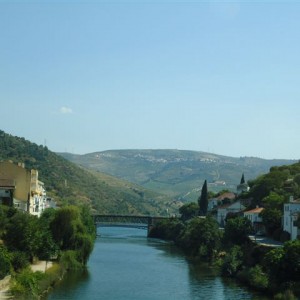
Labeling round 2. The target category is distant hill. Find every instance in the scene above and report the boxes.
[0,130,177,216]
[60,149,296,201]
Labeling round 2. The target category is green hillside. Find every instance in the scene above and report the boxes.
[0,130,176,216]
[60,149,296,201]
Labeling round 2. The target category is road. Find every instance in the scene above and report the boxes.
[248,235,283,247]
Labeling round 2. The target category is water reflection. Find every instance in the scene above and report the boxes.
[48,227,267,300]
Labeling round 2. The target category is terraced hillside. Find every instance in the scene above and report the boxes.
[60,149,296,201]
[0,130,177,215]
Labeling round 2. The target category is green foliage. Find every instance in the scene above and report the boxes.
[179,202,199,221]
[260,208,282,236]
[61,149,296,201]
[198,180,208,216]
[240,173,245,184]
[263,240,300,289]
[148,218,184,241]
[50,205,95,266]
[274,290,297,300]
[221,245,243,277]
[10,267,45,300]
[0,130,174,215]
[223,217,253,245]
[4,211,40,262]
[246,162,300,207]
[247,265,269,290]
[59,250,82,271]
[0,246,11,279]
[50,206,82,250]
[10,251,30,272]
[262,192,285,210]
[178,217,221,260]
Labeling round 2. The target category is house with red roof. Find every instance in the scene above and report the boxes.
[244,207,265,234]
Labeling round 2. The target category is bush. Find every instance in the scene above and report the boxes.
[148,219,184,241]
[274,290,297,300]
[38,263,63,293]
[10,251,30,272]
[0,246,11,279]
[10,268,45,299]
[59,250,82,271]
[247,265,269,290]
[221,245,243,277]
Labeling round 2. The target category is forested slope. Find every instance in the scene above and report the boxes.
[0,130,175,215]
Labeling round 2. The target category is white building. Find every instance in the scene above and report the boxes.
[244,207,264,233]
[283,196,300,240]
[208,192,236,212]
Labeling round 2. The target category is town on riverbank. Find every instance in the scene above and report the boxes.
[148,168,300,299]
[1,158,300,299]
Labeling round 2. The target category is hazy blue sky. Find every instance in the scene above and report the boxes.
[1,0,299,159]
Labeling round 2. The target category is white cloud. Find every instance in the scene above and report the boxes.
[59,106,73,114]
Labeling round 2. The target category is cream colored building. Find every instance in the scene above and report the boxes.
[0,160,47,216]
[283,196,300,240]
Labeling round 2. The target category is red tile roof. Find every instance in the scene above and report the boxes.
[244,207,264,214]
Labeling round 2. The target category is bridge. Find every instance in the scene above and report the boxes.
[92,214,169,235]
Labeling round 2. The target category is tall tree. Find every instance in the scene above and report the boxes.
[198,180,208,216]
[240,173,245,184]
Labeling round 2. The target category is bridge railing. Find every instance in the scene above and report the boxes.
[92,214,170,234]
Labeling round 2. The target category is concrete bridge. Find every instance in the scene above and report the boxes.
[92,214,169,235]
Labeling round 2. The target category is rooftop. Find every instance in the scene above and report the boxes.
[244,207,264,214]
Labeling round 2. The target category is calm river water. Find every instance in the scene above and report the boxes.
[47,227,268,300]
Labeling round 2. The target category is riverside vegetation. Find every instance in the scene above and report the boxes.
[0,204,96,299]
[149,162,300,299]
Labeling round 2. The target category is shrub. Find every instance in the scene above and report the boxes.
[274,290,297,300]
[59,250,82,271]
[221,245,243,277]
[0,246,11,279]
[247,265,269,290]
[10,268,45,299]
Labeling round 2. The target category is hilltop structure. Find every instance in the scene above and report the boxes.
[0,160,55,216]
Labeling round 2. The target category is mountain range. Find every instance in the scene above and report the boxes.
[60,149,296,202]
[0,130,177,216]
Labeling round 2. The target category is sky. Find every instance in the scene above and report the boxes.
[1,0,300,159]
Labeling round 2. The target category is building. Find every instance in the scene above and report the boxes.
[283,196,300,240]
[208,192,236,212]
[217,201,246,227]
[0,160,50,217]
[0,178,15,206]
[244,207,265,234]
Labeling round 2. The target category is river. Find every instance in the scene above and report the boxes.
[47,227,269,300]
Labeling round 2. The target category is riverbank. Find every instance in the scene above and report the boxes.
[0,276,11,299]
[48,226,258,300]
[148,217,300,299]
[0,261,54,300]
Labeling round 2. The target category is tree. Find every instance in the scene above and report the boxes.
[240,173,245,184]
[50,205,95,266]
[221,245,243,277]
[0,246,11,279]
[198,180,208,216]
[179,202,199,221]
[260,208,282,236]
[50,206,84,250]
[224,216,253,245]
[4,211,41,262]
[178,217,221,260]
[262,192,284,210]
